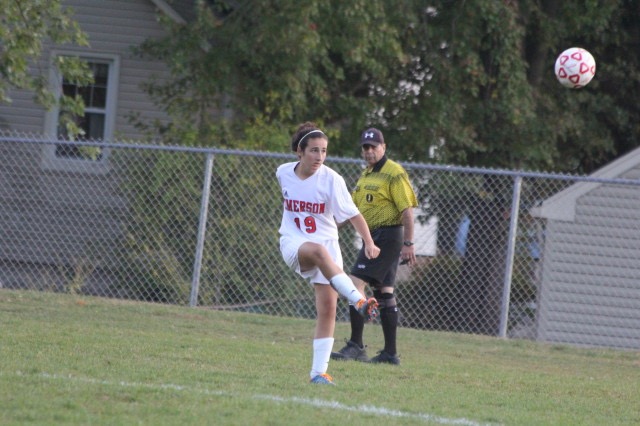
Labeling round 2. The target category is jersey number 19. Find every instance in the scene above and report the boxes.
[294,216,317,233]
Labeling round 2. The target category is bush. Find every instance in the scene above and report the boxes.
[399,256,462,331]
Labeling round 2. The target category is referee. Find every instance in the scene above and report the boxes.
[331,128,418,365]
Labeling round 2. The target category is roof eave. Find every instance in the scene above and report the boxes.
[149,0,186,24]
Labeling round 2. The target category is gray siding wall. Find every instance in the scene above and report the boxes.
[0,0,175,290]
[0,142,127,266]
[0,0,172,138]
[536,167,640,350]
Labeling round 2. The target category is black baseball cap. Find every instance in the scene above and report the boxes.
[360,128,384,146]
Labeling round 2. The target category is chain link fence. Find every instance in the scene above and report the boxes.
[1,132,639,349]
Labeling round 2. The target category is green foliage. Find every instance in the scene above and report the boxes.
[400,255,462,331]
[113,149,202,304]
[196,154,299,311]
[124,1,640,308]
[401,252,538,333]
[59,258,95,295]
[240,115,292,151]
[135,0,640,173]
[135,0,417,155]
[0,0,92,135]
[110,145,296,308]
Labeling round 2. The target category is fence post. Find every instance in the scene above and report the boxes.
[190,152,215,307]
[498,175,523,337]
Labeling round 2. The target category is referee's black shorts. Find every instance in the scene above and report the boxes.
[350,225,403,288]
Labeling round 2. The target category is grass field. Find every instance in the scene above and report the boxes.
[1,290,639,425]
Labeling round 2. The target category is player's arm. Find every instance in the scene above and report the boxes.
[348,214,380,259]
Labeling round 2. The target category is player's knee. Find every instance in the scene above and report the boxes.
[310,243,329,258]
[301,242,330,264]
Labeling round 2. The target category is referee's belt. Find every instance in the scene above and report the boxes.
[371,224,403,231]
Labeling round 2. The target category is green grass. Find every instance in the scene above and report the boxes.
[1,290,638,425]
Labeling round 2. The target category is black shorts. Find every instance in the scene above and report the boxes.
[350,225,403,288]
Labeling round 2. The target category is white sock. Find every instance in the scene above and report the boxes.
[310,337,334,379]
[329,273,363,305]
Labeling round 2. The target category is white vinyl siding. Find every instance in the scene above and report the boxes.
[0,1,180,272]
[0,0,173,140]
[535,158,640,350]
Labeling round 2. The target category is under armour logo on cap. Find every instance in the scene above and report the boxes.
[360,128,384,145]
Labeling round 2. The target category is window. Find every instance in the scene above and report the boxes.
[43,53,119,172]
[55,62,108,160]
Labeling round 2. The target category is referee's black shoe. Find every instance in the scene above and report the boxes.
[368,350,400,365]
[330,340,369,362]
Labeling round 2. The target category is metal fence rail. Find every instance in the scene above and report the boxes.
[2,132,639,349]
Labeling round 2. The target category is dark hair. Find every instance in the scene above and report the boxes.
[290,121,327,152]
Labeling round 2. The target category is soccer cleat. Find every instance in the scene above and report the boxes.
[310,373,335,385]
[368,350,400,365]
[330,340,369,362]
[355,297,379,321]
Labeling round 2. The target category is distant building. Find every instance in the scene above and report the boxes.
[531,147,640,350]
[0,1,193,291]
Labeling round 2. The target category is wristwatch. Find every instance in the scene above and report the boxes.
[403,241,414,247]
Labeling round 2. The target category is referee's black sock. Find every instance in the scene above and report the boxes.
[379,293,398,355]
[348,305,365,347]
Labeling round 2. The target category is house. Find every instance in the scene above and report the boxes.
[531,147,640,350]
[0,0,191,291]
[0,0,189,143]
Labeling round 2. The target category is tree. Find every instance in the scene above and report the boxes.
[128,0,640,325]
[136,0,640,173]
[0,0,92,135]
[387,1,639,173]
[134,0,418,154]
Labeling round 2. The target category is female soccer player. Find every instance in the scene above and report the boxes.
[277,122,380,385]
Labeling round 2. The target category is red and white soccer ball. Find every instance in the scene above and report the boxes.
[554,47,596,89]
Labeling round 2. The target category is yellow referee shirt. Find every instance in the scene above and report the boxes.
[352,156,418,231]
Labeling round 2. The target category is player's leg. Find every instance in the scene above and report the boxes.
[330,275,370,361]
[310,283,337,384]
[297,241,375,312]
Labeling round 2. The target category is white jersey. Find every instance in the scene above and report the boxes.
[277,162,360,243]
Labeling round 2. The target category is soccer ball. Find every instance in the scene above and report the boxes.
[554,47,596,88]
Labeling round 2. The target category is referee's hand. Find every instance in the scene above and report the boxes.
[400,246,416,266]
[364,243,380,259]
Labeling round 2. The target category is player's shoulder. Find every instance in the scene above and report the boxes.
[316,165,348,190]
[276,161,297,176]
[318,164,343,179]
